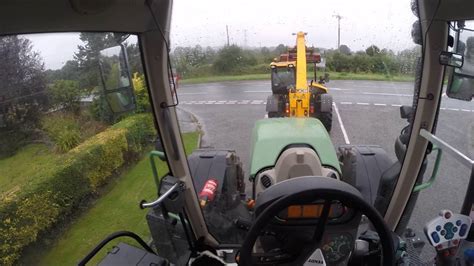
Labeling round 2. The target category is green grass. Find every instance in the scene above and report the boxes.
[0,144,61,197]
[20,132,199,266]
[180,72,414,85]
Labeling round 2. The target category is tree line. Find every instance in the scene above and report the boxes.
[171,44,420,78]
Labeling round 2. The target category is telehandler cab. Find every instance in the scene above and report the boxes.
[1,0,474,265]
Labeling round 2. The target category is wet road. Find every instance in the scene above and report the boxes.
[176,79,473,231]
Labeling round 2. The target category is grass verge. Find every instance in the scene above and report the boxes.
[20,132,199,266]
[0,144,60,196]
[180,72,414,85]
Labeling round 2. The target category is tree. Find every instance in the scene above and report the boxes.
[74,32,115,90]
[274,44,288,55]
[365,45,380,56]
[47,80,82,114]
[339,44,351,55]
[0,36,47,156]
[213,45,256,74]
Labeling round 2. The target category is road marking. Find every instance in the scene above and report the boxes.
[244,90,270,93]
[178,100,474,114]
[333,102,350,145]
[330,88,354,91]
[178,92,208,95]
[264,114,268,118]
[362,92,412,97]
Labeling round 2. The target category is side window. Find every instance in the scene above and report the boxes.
[0,33,162,265]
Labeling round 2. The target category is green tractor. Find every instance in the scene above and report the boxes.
[3,0,474,265]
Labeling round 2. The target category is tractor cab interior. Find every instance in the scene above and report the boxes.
[1,0,474,266]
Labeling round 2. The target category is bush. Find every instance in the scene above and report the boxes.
[0,113,156,265]
[47,80,82,114]
[41,114,81,152]
[132,73,151,113]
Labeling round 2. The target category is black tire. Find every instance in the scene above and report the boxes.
[268,112,279,118]
[318,111,332,132]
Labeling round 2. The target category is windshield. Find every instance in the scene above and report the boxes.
[1,1,474,265]
[272,67,296,88]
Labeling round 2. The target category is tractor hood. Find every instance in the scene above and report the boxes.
[249,118,341,178]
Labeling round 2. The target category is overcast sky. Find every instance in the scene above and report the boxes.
[27,0,417,70]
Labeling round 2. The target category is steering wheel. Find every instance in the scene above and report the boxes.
[239,176,395,265]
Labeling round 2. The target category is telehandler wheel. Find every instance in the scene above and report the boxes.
[318,110,332,132]
[315,93,333,132]
[268,112,280,118]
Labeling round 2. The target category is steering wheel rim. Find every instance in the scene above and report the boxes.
[239,176,395,266]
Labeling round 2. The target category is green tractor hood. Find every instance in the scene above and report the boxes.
[249,118,341,179]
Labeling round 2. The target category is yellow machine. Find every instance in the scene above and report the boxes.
[266,32,333,131]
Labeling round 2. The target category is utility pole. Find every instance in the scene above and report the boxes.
[333,14,342,49]
[226,25,230,46]
[244,29,248,47]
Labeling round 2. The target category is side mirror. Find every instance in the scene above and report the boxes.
[99,44,136,113]
[439,51,464,68]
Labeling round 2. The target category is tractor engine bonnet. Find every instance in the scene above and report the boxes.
[249,118,341,179]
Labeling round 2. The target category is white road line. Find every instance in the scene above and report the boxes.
[440,107,447,110]
[244,90,270,93]
[251,100,263,104]
[330,88,354,91]
[448,108,460,111]
[391,104,402,107]
[178,92,208,95]
[356,102,370,105]
[264,114,269,118]
[374,103,387,106]
[333,103,350,145]
[461,109,471,112]
[362,92,412,97]
[340,102,353,105]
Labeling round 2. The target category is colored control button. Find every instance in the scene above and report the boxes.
[465,249,474,263]
[436,225,442,231]
[460,224,468,237]
[431,232,440,243]
[444,211,452,219]
[445,233,454,240]
[440,229,446,236]
[456,220,462,226]
[453,227,458,233]
[444,222,454,230]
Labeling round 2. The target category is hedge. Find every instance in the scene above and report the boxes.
[0,113,155,265]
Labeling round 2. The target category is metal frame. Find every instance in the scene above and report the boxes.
[420,129,473,168]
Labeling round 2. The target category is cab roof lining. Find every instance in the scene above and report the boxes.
[0,0,164,35]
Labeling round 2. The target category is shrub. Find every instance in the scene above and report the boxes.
[41,114,81,152]
[0,113,156,265]
[47,80,82,114]
[132,73,151,113]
